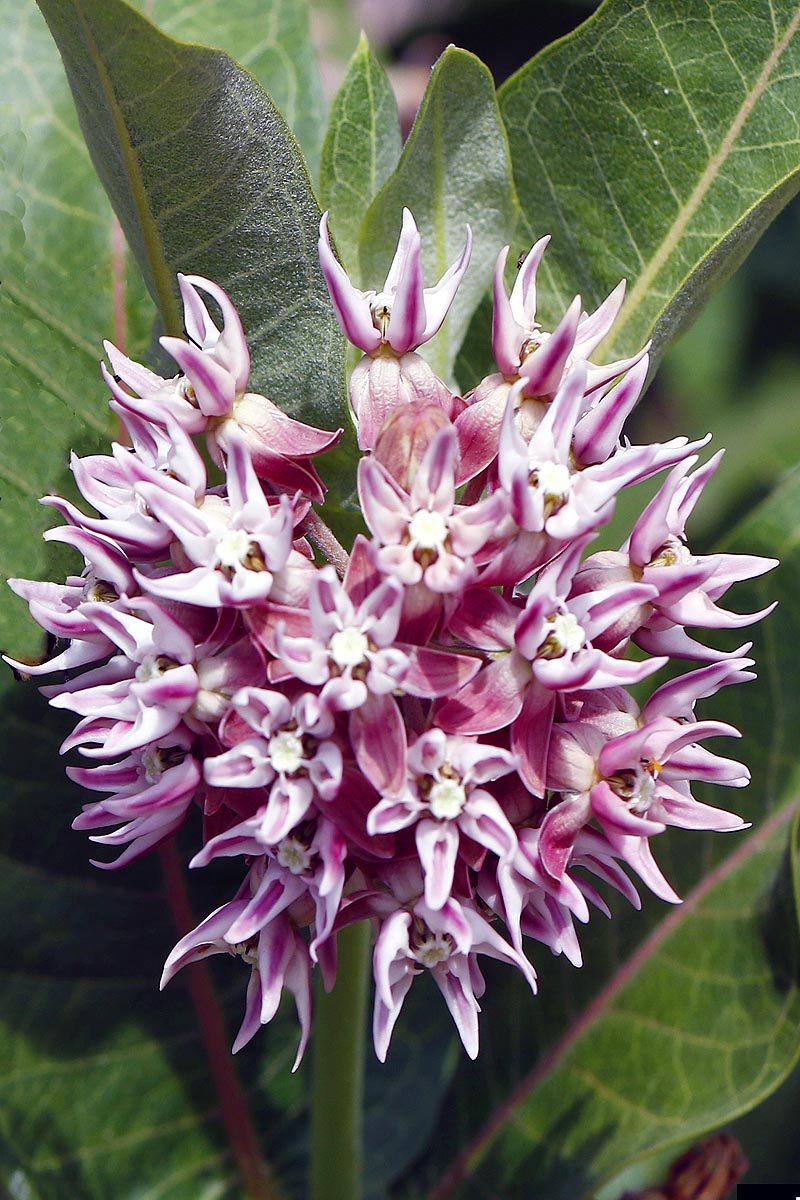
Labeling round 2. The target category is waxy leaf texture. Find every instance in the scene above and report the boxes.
[320,33,402,278]
[500,0,800,369]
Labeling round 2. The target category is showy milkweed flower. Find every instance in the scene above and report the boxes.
[4,216,776,1067]
[319,209,472,448]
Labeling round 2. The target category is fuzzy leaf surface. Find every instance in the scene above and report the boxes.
[360,47,517,383]
[34,0,347,435]
[499,0,800,368]
[145,0,327,181]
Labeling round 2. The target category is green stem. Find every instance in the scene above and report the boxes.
[310,920,371,1200]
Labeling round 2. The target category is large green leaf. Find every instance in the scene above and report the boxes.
[0,0,147,660]
[146,0,327,183]
[34,0,346,432]
[499,0,800,368]
[359,47,518,383]
[319,33,402,279]
[0,671,311,1200]
[420,467,800,1200]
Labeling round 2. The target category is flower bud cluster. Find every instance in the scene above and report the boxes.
[6,215,776,1066]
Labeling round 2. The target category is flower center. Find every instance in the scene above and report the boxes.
[535,460,571,501]
[370,291,393,338]
[629,769,657,813]
[268,730,305,774]
[519,327,545,361]
[135,653,178,682]
[177,376,199,407]
[141,743,185,783]
[408,508,449,552]
[428,776,467,820]
[82,573,119,603]
[412,931,454,967]
[609,760,661,812]
[648,535,692,569]
[329,626,370,671]
[231,937,259,965]
[276,836,312,875]
[216,527,254,570]
[538,611,585,658]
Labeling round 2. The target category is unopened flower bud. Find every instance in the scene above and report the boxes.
[374,400,452,490]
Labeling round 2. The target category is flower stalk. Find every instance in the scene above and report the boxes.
[310,920,371,1200]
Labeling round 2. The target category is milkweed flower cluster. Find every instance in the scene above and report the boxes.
[6,210,776,1066]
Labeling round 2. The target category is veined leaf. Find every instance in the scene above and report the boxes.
[423,466,800,1200]
[0,1,147,660]
[0,677,306,1200]
[499,0,800,368]
[35,0,346,436]
[320,33,402,279]
[145,0,327,183]
[360,47,518,383]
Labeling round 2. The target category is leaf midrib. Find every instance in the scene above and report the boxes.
[608,6,800,353]
[69,0,182,335]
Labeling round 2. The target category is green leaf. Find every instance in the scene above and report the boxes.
[34,0,346,437]
[144,0,327,184]
[359,47,518,382]
[499,0,800,368]
[0,674,311,1199]
[320,33,402,279]
[0,1,151,661]
[423,467,800,1200]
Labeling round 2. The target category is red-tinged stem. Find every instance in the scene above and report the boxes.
[426,797,800,1200]
[300,509,350,575]
[158,843,283,1200]
[111,217,127,353]
[110,216,130,446]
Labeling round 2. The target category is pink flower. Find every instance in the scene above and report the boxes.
[319,209,472,356]
[160,872,313,1068]
[70,726,200,868]
[104,275,340,502]
[319,210,471,448]
[573,453,779,659]
[358,425,507,596]
[134,432,296,608]
[367,728,518,910]
[5,223,773,1066]
[347,865,535,1061]
[203,686,343,843]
